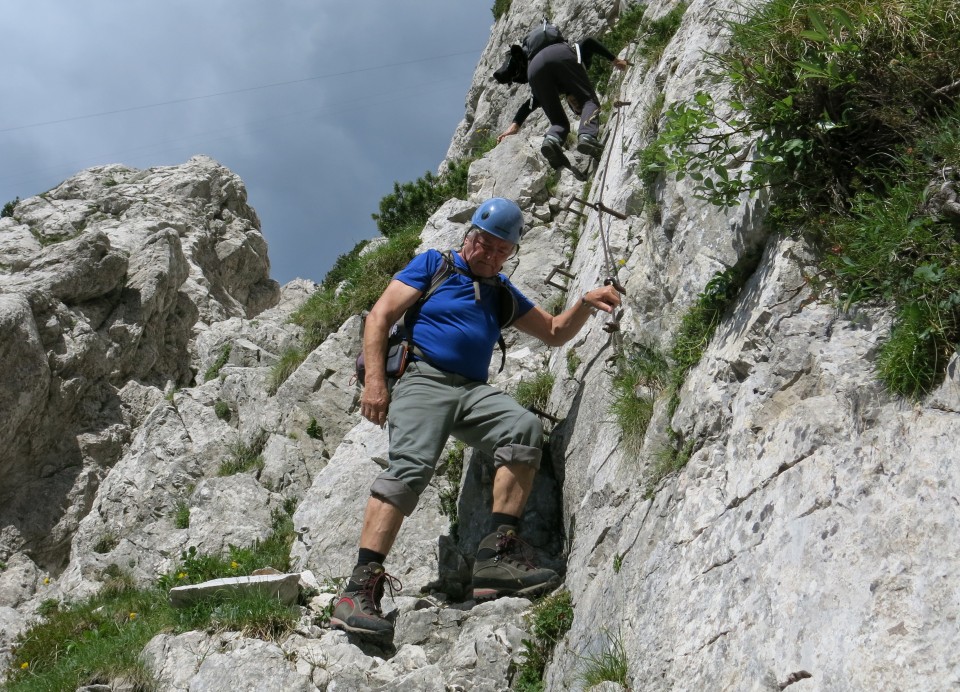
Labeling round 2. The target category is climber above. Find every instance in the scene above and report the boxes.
[331,197,622,638]
[492,20,629,169]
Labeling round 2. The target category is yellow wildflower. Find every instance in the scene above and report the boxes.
[129,612,137,620]
[230,561,239,570]
[177,572,187,580]
[20,662,29,670]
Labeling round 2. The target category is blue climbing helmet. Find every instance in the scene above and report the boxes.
[470,197,524,245]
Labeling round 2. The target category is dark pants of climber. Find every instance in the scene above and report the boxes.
[528,43,600,142]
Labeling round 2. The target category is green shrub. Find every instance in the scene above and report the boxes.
[204,344,232,382]
[173,501,190,529]
[646,0,959,210]
[637,3,688,64]
[213,400,231,422]
[492,0,511,21]
[817,144,960,396]
[306,418,323,440]
[641,0,959,396]
[587,4,646,94]
[438,441,466,539]
[2,197,19,218]
[513,590,574,692]
[372,159,470,238]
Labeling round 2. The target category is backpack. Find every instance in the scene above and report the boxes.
[355,250,519,386]
[521,19,566,61]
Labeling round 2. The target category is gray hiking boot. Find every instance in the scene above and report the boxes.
[330,562,400,636]
[576,133,603,159]
[540,134,567,169]
[472,526,561,601]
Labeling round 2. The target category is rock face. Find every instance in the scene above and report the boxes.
[0,156,281,573]
[1,0,958,690]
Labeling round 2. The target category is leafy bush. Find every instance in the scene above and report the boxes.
[587,4,646,96]
[372,159,470,238]
[588,3,687,95]
[492,0,511,21]
[644,0,960,396]
[646,0,960,210]
[213,400,231,421]
[2,197,19,218]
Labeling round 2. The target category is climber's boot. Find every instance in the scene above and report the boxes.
[330,562,400,636]
[576,133,603,159]
[472,526,561,601]
[540,134,568,169]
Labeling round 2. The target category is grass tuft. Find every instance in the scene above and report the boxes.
[6,506,297,690]
[577,630,630,688]
[513,371,556,411]
[512,590,574,692]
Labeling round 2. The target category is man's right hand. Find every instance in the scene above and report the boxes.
[360,380,390,428]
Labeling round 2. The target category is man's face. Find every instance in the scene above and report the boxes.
[461,231,515,277]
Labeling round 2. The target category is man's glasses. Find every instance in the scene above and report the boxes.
[471,233,516,259]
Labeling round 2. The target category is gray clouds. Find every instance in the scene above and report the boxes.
[1,1,493,283]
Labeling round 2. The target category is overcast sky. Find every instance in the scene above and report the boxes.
[1,1,494,285]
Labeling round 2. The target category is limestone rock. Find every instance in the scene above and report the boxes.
[1,0,958,689]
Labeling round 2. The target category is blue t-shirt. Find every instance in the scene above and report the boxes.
[394,249,535,382]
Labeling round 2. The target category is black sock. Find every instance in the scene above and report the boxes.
[489,512,519,534]
[357,548,386,569]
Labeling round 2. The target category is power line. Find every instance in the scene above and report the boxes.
[0,48,483,134]
[0,76,467,191]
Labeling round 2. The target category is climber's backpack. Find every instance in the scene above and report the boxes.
[355,250,520,386]
[521,19,566,61]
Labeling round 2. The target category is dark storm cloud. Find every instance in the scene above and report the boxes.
[1,1,493,284]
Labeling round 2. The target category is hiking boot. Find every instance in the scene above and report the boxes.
[472,526,561,601]
[330,562,401,636]
[540,134,567,169]
[576,133,603,159]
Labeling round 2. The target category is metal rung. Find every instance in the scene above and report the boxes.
[570,196,628,220]
[545,265,576,290]
[528,405,560,424]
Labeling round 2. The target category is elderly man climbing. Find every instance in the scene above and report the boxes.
[331,197,622,637]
